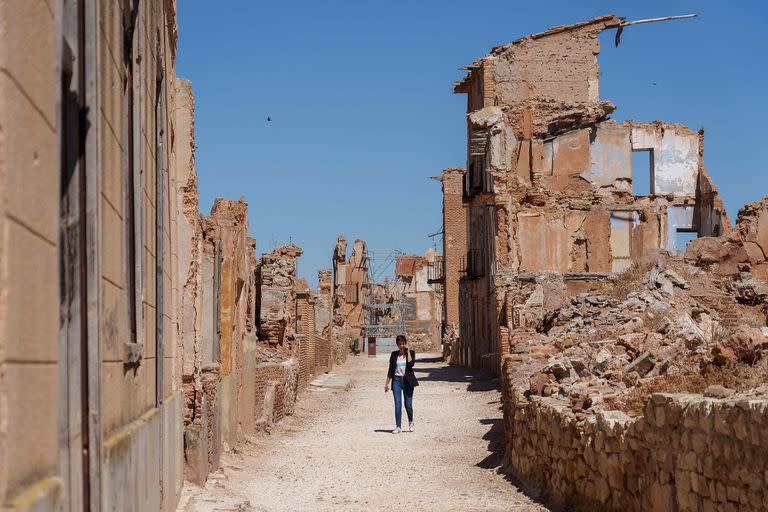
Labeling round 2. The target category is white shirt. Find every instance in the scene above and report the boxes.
[394,354,407,377]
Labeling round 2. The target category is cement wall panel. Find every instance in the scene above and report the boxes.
[101,409,161,511]
[2,221,58,362]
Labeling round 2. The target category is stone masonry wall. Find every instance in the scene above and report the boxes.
[316,269,333,337]
[259,244,303,350]
[502,356,768,512]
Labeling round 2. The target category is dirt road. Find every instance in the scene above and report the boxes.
[178,353,549,511]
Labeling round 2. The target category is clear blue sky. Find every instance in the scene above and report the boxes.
[176,1,767,285]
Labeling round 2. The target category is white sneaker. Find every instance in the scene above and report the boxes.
[408,422,415,432]
[392,427,401,434]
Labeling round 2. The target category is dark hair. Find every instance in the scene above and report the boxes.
[395,334,406,343]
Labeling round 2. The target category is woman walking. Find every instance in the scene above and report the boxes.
[384,334,418,433]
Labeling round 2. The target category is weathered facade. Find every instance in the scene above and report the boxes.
[0,1,184,509]
[331,236,368,359]
[395,251,444,351]
[451,15,768,512]
[295,278,334,391]
[0,3,353,509]
[453,14,729,375]
[439,168,468,360]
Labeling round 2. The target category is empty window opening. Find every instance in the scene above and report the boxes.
[675,230,698,255]
[631,149,654,196]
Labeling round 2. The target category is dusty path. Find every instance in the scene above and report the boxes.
[178,353,549,511]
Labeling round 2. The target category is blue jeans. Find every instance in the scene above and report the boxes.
[391,376,413,428]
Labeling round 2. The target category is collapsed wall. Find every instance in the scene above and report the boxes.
[256,244,304,416]
[259,243,303,350]
[331,235,368,361]
[686,197,768,283]
[452,14,768,512]
[174,78,223,484]
[498,201,768,510]
[452,14,729,376]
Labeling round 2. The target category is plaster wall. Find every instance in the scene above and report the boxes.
[0,1,61,508]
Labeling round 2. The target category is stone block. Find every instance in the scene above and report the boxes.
[3,363,59,493]
[101,195,125,288]
[2,77,58,242]
[0,0,56,125]
[3,220,58,357]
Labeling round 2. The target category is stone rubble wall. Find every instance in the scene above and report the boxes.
[259,244,303,349]
[502,356,768,512]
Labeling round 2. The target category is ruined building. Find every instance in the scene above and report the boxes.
[438,168,468,360]
[449,15,768,511]
[394,251,445,351]
[451,14,728,374]
[331,236,368,358]
[295,278,334,390]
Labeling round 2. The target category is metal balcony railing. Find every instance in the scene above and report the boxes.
[427,256,444,284]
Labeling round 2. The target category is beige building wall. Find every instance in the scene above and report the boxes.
[0,0,62,509]
[97,1,183,510]
[1,1,184,510]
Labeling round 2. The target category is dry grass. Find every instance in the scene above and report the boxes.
[606,357,768,416]
[608,261,655,301]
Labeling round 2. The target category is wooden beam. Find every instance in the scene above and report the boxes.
[620,14,697,27]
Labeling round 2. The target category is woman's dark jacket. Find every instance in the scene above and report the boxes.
[388,350,417,387]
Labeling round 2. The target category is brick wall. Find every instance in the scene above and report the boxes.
[442,168,467,328]
[254,360,298,428]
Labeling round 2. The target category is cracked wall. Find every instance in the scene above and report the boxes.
[452,14,766,512]
[453,14,729,376]
[331,235,367,361]
[395,251,445,351]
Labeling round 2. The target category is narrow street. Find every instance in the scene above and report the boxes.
[178,354,549,512]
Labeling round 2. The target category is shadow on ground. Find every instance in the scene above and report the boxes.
[475,413,559,511]
[413,361,499,392]
[414,359,558,511]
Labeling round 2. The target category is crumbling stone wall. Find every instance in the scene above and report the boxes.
[453,15,729,375]
[173,78,223,485]
[259,244,303,350]
[395,251,444,351]
[202,198,257,447]
[331,235,367,361]
[687,196,768,283]
[502,360,768,511]
[315,269,333,337]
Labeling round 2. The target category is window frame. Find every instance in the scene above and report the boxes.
[122,0,144,364]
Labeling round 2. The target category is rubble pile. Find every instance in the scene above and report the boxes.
[508,254,768,417]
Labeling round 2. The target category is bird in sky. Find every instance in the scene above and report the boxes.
[267,116,272,122]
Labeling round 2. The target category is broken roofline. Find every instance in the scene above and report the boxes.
[453,13,696,93]
[453,14,623,92]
